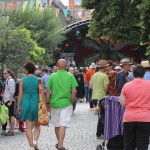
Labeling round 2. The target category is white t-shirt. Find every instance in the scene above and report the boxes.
[3,76,15,103]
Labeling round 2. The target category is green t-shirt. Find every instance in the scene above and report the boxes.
[90,72,109,100]
[46,70,78,108]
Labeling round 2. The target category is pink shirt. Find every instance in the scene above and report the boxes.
[122,79,150,122]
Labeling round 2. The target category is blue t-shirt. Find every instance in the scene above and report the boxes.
[144,72,150,80]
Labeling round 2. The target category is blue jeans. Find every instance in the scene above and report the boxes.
[84,86,89,102]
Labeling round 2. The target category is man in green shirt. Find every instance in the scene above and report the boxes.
[90,60,109,107]
[46,59,78,150]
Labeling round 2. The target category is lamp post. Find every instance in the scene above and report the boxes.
[0,11,10,78]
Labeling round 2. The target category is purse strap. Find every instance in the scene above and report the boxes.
[38,78,44,102]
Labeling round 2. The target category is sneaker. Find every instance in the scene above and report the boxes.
[97,135,104,139]
[5,131,14,136]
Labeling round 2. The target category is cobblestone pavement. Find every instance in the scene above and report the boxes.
[0,103,102,150]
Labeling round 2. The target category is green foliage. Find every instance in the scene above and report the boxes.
[82,0,150,44]
[9,6,65,64]
[0,22,45,73]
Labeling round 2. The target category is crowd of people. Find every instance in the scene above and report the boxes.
[0,58,150,150]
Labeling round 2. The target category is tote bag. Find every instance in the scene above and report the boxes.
[0,102,9,125]
[38,79,48,126]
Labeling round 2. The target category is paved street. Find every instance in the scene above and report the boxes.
[0,103,102,150]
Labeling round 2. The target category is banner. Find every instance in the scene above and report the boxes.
[49,0,53,5]
[12,2,17,11]
[16,2,21,12]
[4,3,8,11]
[23,1,28,12]
[36,0,40,9]
[55,8,59,17]
[63,9,68,18]
[29,0,35,9]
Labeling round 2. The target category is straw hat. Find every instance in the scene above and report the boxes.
[120,58,132,65]
[141,60,150,68]
[97,60,109,68]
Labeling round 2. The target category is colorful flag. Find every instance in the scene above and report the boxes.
[23,1,28,12]
[63,8,68,18]
[49,0,53,5]
[36,0,40,9]
[16,2,21,12]
[4,3,8,11]
[29,0,35,9]
[12,2,17,11]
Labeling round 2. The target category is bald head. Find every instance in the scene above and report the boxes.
[57,59,67,70]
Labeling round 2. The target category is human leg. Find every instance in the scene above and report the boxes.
[33,121,40,149]
[136,122,150,150]
[124,122,136,150]
[58,106,72,149]
[26,120,34,147]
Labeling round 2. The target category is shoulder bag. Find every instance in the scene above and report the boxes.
[38,79,49,126]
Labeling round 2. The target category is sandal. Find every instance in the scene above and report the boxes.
[5,131,14,136]
[55,144,58,148]
[33,141,39,150]
[57,148,68,150]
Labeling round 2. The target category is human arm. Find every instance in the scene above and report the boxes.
[46,88,51,105]
[120,93,126,106]
[7,79,15,107]
[71,88,77,105]
[17,79,23,113]
[104,75,109,93]
[89,77,93,90]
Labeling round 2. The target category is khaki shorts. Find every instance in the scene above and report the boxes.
[51,105,73,128]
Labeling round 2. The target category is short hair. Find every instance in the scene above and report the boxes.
[42,69,48,73]
[79,68,83,73]
[24,62,36,74]
[133,65,145,78]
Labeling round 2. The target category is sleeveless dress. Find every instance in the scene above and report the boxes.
[21,76,39,121]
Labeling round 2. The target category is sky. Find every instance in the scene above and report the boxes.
[60,0,69,6]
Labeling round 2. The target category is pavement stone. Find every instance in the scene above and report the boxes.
[0,103,103,150]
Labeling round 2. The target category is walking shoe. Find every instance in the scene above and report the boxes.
[5,131,14,136]
[97,135,104,139]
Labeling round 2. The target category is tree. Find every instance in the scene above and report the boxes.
[9,6,65,65]
[0,18,45,75]
[82,0,150,44]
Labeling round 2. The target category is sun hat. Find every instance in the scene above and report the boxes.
[114,66,121,70]
[97,60,109,68]
[120,58,132,65]
[90,63,96,69]
[141,60,150,68]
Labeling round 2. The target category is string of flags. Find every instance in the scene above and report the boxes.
[0,0,92,18]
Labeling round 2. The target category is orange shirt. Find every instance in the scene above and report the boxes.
[85,69,95,85]
[122,79,150,122]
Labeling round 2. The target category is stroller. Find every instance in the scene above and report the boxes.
[96,96,125,150]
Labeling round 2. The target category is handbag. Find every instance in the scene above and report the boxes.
[0,101,9,125]
[38,79,49,126]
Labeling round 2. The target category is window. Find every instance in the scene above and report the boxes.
[74,0,81,6]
